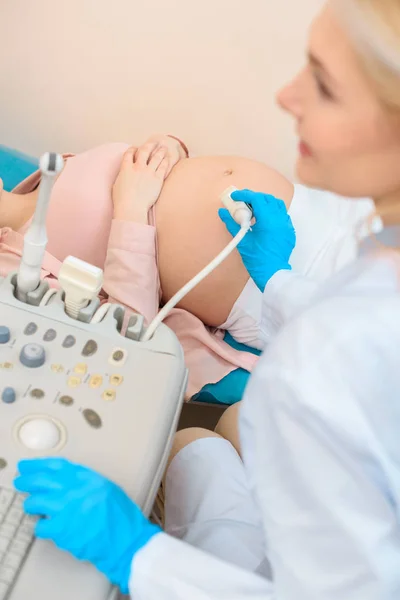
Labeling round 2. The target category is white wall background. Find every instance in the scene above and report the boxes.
[0,0,321,179]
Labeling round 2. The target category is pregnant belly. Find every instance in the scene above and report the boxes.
[155,156,294,327]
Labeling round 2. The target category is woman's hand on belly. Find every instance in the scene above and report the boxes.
[142,134,188,176]
[112,145,169,223]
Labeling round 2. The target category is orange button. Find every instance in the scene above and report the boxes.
[89,375,103,389]
[109,375,123,387]
[68,376,81,388]
[102,389,116,402]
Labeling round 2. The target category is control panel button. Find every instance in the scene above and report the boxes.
[43,329,57,342]
[59,395,74,406]
[109,348,127,366]
[74,363,87,375]
[0,327,10,344]
[24,322,38,336]
[82,340,98,357]
[0,362,13,371]
[19,344,46,369]
[89,375,103,389]
[67,376,81,388]
[29,389,45,400]
[109,374,123,387]
[62,335,76,348]
[2,388,16,404]
[0,490,13,515]
[0,459,7,471]
[82,409,102,429]
[102,389,116,402]
[51,364,64,374]
[18,418,60,450]
[112,350,124,362]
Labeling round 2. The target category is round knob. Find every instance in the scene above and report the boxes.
[18,418,60,450]
[0,326,10,344]
[19,343,46,368]
[2,387,16,404]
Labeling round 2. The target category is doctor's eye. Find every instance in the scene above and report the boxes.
[314,73,334,101]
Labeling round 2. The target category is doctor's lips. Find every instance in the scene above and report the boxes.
[299,141,313,157]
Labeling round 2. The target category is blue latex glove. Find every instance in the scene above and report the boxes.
[218,189,296,292]
[14,458,161,594]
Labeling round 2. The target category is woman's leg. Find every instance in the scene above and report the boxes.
[215,402,242,458]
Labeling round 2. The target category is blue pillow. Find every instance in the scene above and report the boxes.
[192,332,261,405]
[0,145,38,191]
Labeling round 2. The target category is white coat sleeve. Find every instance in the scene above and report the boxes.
[260,270,318,342]
[129,533,274,600]
[241,303,400,600]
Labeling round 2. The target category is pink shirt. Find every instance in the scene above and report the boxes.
[1,143,258,398]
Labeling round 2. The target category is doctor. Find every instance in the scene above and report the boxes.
[14,0,400,598]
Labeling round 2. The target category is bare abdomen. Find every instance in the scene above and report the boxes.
[155,156,294,327]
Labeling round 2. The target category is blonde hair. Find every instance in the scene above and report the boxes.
[336,0,400,111]
[336,0,400,230]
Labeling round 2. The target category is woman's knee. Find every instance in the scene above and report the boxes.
[166,427,222,474]
[215,403,241,457]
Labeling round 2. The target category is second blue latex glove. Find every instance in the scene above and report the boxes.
[218,189,296,291]
[14,458,161,594]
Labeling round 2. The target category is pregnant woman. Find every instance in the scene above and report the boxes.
[0,133,374,397]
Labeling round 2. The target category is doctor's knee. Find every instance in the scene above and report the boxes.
[165,427,223,476]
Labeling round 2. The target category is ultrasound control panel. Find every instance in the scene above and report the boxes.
[0,273,187,600]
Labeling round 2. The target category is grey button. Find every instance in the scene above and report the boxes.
[0,581,11,600]
[62,335,76,348]
[112,349,124,362]
[43,329,56,342]
[24,322,37,336]
[5,508,23,527]
[59,395,73,406]
[0,460,7,471]
[19,344,46,368]
[29,388,45,400]
[0,490,13,515]
[9,538,29,556]
[0,327,10,345]
[82,340,98,357]
[0,523,16,539]
[3,551,23,570]
[82,409,102,429]
[1,388,16,404]
[0,564,16,584]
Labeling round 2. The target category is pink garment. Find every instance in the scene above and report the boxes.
[1,143,258,399]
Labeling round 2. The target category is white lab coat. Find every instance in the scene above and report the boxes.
[129,244,400,599]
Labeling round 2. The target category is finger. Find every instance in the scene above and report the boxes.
[231,190,287,216]
[135,142,159,166]
[35,516,56,540]
[218,208,240,238]
[121,146,137,166]
[149,147,167,171]
[230,189,256,204]
[230,190,264,215]
[230,190,266,213]
[156,157,170,180]
[15,473,64,494]
[24,493,62,517]
[17,457,71,475]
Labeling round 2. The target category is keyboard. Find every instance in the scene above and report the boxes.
[0,489,35,600]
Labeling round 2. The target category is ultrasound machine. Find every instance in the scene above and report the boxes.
[0,154,252,599]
